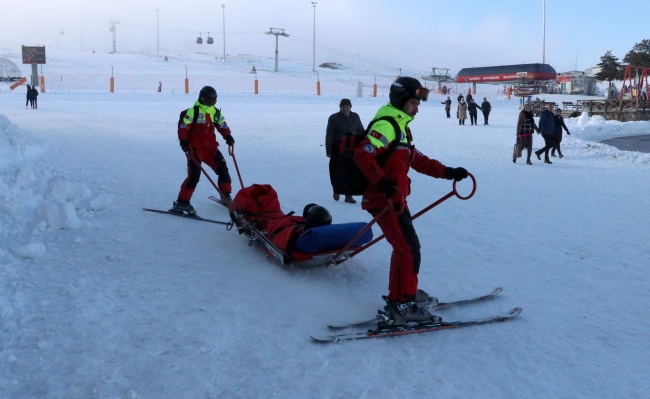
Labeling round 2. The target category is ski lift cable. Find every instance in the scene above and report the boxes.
[121,23,262,35]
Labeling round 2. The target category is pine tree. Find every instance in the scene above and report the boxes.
[595,51,622,83]
[623,39,650,68]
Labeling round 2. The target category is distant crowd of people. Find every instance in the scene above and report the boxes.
[514,102,570,165]
[441,93,492,126]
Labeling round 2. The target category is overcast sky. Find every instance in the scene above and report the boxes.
[2,0,646,75]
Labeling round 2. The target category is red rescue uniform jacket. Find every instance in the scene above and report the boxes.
[178,101,232,154]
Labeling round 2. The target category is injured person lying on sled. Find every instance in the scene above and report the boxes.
[228,184,373,267]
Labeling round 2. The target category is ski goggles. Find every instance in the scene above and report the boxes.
[414,88,430,101]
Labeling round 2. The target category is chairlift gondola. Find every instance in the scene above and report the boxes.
[207,32,214,45]
[196,33,203,44]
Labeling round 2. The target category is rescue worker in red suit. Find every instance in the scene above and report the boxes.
[353,77,469,325]
[171,86,234,214]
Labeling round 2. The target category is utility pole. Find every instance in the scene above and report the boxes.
[265,28,289,72]
[80,20,83,52]
[156,9,159,55]
[222,4,226,62]
[312,2,317,73]
[542,0,546,64]
[109,20,120,53]
[576,51,580,71]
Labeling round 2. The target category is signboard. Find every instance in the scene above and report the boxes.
[515,72,528,77]
[21,46,46,64]
[557,76,572,83]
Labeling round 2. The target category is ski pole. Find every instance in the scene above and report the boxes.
[185,150,228,201]
[228,144,245,189]
[333,173,477,265]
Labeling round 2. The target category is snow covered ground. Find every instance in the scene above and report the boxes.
[1,50,649,399]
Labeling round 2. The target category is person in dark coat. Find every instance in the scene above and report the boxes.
[326,98,365,203]
[26,84,32,109]
[481,97,492,125]
[514,103,539,164]
[440,96,451,118]
[466,92,473,103]
[551,108,570,158]
[535,103,557,164]
[467,99,481,125]
[31,86,39,109]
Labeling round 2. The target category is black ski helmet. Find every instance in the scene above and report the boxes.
[198,86,218,106]
[389,77,429,110]
[303,203,332,227]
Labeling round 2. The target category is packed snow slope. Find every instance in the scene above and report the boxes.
[1,50,649,399]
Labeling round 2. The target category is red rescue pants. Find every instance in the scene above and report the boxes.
[369,206,421,302]
[178,148,232,202]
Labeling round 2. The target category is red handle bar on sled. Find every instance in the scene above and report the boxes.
[327,173,477,266]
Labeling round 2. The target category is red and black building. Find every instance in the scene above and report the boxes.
[455,63,557,83]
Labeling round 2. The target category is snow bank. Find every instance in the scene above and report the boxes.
[564,112,650,166]
[0,114,111,261]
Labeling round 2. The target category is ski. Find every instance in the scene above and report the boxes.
[143,208,230,225]
[311,307,522,343]
[208,195,230,209]
[327,287,504,330]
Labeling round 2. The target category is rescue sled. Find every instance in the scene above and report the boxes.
[213,184,374,268]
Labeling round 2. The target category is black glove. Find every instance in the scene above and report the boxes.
[445,167,469,182]
[566,132,571,135]
[179,139,189,152]
[377,177,398,198]
[225,135,235,146]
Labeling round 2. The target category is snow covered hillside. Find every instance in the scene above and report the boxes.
[0,50,649,399]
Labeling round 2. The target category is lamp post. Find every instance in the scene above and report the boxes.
[312,2,317,74]
[222,4,226,62]
[156,9,159,55]
[575,51,579,72]
[542,0,546,64]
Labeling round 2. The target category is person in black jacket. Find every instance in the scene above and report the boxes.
[31,86,39,109]
[535,103,557,164]
[467,99,481,125]
[551,108,570,158]
[326,98,365,203]
[481,97,492,125]
[440,96,451,118]
[466,92,473,103]
[26,84,32,109]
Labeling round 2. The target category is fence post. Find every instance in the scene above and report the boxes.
[109,65,114,93]
[40,75,45,93]
[316,71,320,96]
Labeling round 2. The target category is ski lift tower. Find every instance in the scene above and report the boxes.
[108,20,120,53]
[422,68,454,93]
[266,28,289,72]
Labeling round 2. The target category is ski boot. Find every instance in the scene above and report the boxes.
[414,289,439,310]
[170,199,196,215]
[379,296,442,327]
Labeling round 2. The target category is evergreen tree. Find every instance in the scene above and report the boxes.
[623,39,650,67]
[595,51,622,83]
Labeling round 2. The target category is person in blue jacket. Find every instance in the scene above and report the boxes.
[535,102,557,164]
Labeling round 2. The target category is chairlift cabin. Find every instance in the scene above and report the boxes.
[196,33,203,44]
[207,33,214,44]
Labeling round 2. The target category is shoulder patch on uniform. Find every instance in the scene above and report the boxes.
[370,131,382,139]
[364,144,375,153]
[198,113,205,119]
[400,131,406,141]
[179,123,187,128]
[184,115,191,120]
[220,123,228,129]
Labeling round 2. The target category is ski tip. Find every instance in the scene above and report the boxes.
[491,287,504,295]
[508,307,523,317]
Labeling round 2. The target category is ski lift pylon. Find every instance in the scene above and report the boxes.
[196,33,203,44]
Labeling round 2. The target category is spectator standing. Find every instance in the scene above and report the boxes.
[326,98,365,204]
[481,97,492,125]
[466,92,473,103]
[26,84,32,109]
[31,86,38,109]
[158,82,162,92]
[550,108,570,158]
[457,98,468,125]
[440,96,451,118]
[535,103,557,164]
[467,99,481,125]
[456,93,464,118]
[514,103,539,164]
